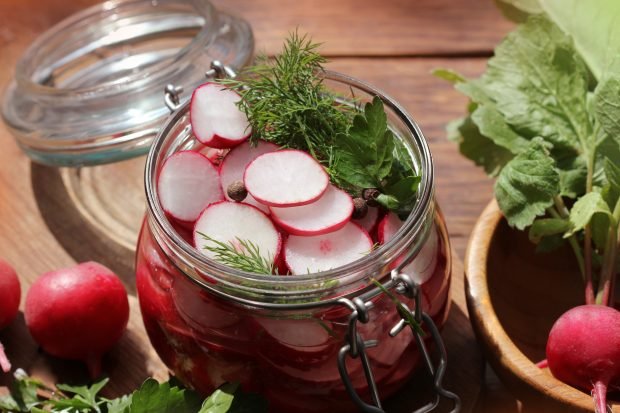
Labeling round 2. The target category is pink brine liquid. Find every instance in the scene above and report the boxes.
[135,212,452,413]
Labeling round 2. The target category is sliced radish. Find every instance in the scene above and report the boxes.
[244,150,329,207]
[199,146,229,166]
[377,212,403,244]
[220,140,280,213]
[353,206,380,234]
[257,317,333,355]
[193,202,281,270]
[379,212,438,284]
[190,83,251,148]
[270,185,353,236]
[284,222,372,274]
[158,151,224,223]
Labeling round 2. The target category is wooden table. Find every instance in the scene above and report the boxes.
[0,0,520,411]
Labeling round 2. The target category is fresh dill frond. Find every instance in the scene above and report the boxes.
[219,32,353,175]
[198,232,276,275]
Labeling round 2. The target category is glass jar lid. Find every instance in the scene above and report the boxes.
[1,0,253,166]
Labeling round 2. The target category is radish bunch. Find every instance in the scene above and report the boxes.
[157,84,399,274]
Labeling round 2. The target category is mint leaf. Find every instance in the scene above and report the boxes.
[126,378,201,413]
[529,218,571,242]
[478,16,592,152]
[566,191,615,236]
[494,138,560,229]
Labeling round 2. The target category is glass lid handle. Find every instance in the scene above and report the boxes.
[336,272,461,413]
[164,60,238,113]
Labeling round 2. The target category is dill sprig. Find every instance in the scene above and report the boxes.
[198,232,276,275]
[219,32,352,178]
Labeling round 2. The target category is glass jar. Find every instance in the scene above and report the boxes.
[135,71,452,412]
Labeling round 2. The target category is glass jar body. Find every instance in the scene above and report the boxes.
[135,209,451,412]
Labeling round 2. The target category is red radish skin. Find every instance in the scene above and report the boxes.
[546,305,620,413]
[190,83,251,148]
[25,262,130,378]
[269,185,354,236]
[0,259,20,373]
[219,140,280,213]
[244,150,329,207]
[158,151,224,223]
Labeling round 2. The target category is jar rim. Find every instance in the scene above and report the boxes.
[13,0,216,97]
[144,70,435,308]
[1,0,254,166]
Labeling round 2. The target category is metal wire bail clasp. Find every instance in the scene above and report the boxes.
[164,60,238,113]
[337,297,383,413]
[389,270,461,413]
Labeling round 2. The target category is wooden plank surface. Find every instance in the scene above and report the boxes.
[0,0,515,411]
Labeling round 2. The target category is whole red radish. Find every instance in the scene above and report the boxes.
[0,259,20,372]
[546,305,620,413]
[25,262,129,378]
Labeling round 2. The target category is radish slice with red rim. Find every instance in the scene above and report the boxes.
[220,140,280,213]
[270,185,353,236]
[284,222,372,274]
[190,83,251,148]
[193,202,281,270]
[353,206,380,234]
[158,151,224,223]
[244,149,329,207]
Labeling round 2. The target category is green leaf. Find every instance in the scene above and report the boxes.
[478,16,592,152]
[471,105,530,154]
[494,138,560,230]
[528,218,571,242]
[538,0,620,80]
[105,395,133,413]
[53,378,109,411]
[336,97,395,189]
[493,0,542,22]
[603,158,620,208]
[594,75,620,142]
[566,191,615,236]
[453,115,513,177]
[127,379,202,413]
[535,233,566,253]
[7,373,44,412]
[198,383,237,413]
[431,68,466,84]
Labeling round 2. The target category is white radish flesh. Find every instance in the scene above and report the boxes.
[190,83,251,148]
[270,185,353,236]
[379,212,438,284]
[194,202,281,268]
[284,222,372,274]
[353,206,380,234]
[158,151,224,223]
[244,150,329,207]
[219,140,280,213]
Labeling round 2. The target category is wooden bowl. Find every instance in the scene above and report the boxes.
[465,200,620,413]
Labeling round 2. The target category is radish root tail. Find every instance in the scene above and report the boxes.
[0,341,11,373]
[592,380,608,413]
